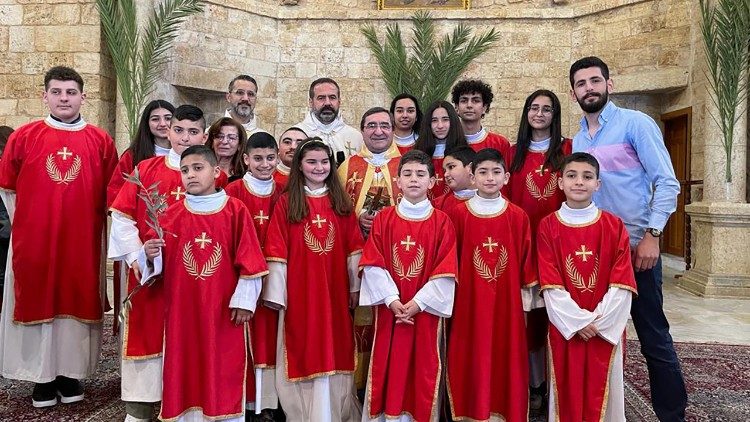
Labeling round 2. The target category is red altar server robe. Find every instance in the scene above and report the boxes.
[429,156,450,201]
[107,149,135,208]
[432,190,473,212]
[360,206,458,421]
[0,118,117,324]
[225,175,282,368]
[467,130,511,157]
[537,210,637,422]
[394,132,416,156]
[149,196,268,421]
[264,193,364,380]
[273,164,289,192]
[446,199,535,421]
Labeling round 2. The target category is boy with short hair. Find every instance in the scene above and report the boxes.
[359,150,458,421]
[274,126,307,190]
[0,66,117,407]
[433,145,476,211]
[445,148,538,421]
[109,105,213,421]
[141,145,268,421]
[537,152,637,422]
[224,132,282,418]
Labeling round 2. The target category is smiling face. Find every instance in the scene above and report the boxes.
[455,92,486,124]
[527,95,554,132]
[559,160,601,208]
[300,148,331,190]
[180,154,220,196]
[43,79,85,123]
[393,98,417,132]
[244,147,277,181]
[168,119,207,154]
[397,162,435,203]
[362,111,393,154]
[430,107,451,140]
[472,159,508,199]
[309,82,340,124]
[148,107,173,140]
[442,156,473,191]
[212,124,241,159]
[278,129,307,167]
[226,79,258,119]
[571,66,612,114]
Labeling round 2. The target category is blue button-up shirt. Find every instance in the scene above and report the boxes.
[573,101,680,246]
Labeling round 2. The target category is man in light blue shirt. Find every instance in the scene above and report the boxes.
[570,56,686,422]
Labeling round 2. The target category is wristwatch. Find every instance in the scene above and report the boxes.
[646,228,662,237]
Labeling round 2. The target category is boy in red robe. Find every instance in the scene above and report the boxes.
[0,66,117,407]
[359,150,458,422]
[273,126,307,190]
[225,132,283,418]
[141,145,268,421]
[433,146,476,211]
[446,148,539,421]
[451,79,511,156]
[109,105,212,421]
[537,153,637,421]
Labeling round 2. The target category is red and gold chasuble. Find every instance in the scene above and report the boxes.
[433,191,470,213]
[337,143,402,214]
[537,211,637,422]
[0,119,117,324]
[429,156,450,202]
[225,178,282,368]
[107,148,134,208]
[154,197,268,421]
[396,143,414,156]
[265,193,364,380]
[445,201,535,421]
[360,207,458,421]
[467,131,511,157]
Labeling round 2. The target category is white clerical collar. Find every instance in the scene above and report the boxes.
[154,144,170,156]
[465,127,487,144]
[397,197,432,220]
[185,189,227,213]
[364,151,388,167]
[303,111,346,134]
[558,202,599,225]
[454,189,476,199]
[304,185,328,196]
[166,149,181,169]
[529,138,551,152]
[394,131,417,146]
[468,194,506,215]
[433,141,446,158]
[45,115,86,131]
[225,109,258,132]
[276,162,290,175]
[243,173,274,195]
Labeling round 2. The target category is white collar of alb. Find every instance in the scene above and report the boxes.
[558,202,598,225]
[167,149,181,168]
[465,127,487,144]
[243,173,274,195]
[304,185,328,195]
[453,189,476,199]
[529,138,551,152]
[468,194,506,215]
[154,144,170,156]
[397,197,432,219]
[394,131,417,145]
[185,189,227,213]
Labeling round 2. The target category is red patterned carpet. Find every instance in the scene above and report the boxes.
[1,317,748,421]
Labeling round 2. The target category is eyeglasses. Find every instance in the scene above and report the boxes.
[527,105,554,115]
[231,90,256,98]
[215,134,239,142]
[364,122,392,131]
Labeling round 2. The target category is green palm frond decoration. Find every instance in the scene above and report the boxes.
[360,11,500,109]
[699,0,750,184]
[96,0,204,140]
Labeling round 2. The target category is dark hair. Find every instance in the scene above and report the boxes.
[228,75,258,92]
[308,78,340,99]
[129,100,175,166]
[389,93,423,135]
[398,149,435,177]
[245,132,278,153]
[445,145,476,167]
[279,126,308,139]
[562,152,600,177]
[451,79,494,113]
[569,56,610,88]
[44,66,84,91]
[510,90,565,173]
[415,100,467,157]
[0,125,14,155]
[472,148,506,172]
[205,117,248,176]
[359,107,394,130]
[172,104,206,130]
[286,137,352,223]
[181,145,218,167]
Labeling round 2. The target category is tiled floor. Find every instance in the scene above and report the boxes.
[626,261,750,345]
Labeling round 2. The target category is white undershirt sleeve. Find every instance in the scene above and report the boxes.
[137,246,162,285]
[412,277,456,318]
[263,261,287,310]
[543,288,597,340]
[229,277,263,312]
[0,191,16,222]
[593,287,633,345]
[108,212,142,263]
[348,252,362,293]
[359,266,400,307]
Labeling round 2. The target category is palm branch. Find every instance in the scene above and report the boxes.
[699,0,750,184]
[360,11,500,109]
[96,0,203,141]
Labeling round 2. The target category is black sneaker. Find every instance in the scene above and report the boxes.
[55,376,84,404]
[32,381,58,408]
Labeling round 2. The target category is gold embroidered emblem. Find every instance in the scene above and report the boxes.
[525,172,557,200]
[171,186,186,201]
[575,244,593,262]
[304,222,335,255]
[253,210,269,225]
[392,243,425,281]
[45,148,82,185]
[472,245,508,282]
[565,254,599,292]
[347,171,363,189]
[182,241,222,280]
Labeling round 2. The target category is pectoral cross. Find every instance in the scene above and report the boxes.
[312,214,327,229]
[171,186,185,200]
[400,235,416,251]
[483,237,498,253]
[194,232,212,249]
[253,210,269,225]
[535,165,546,177]
[575,245,593,262]
[57,147,73,160]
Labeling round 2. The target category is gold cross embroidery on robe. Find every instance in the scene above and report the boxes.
[525,168,557,200]
[304,215,335,255]
[182,232,223,280]
[564,245,599,292]
[46,147,82,185]
[253,210,269,225]
[472,236,508,283]
[391,236,424,281]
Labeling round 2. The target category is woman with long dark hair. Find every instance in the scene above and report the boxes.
[415,100,467,200]
[389,93,422,155]
[205,117,248,182]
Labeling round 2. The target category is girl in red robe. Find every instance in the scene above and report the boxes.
[389,93,422,155]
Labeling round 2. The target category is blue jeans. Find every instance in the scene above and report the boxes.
[630,257,687,421]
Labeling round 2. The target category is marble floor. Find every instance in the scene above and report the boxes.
[626,257,750,345]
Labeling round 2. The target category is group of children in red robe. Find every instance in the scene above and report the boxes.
[3,66,637,422]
